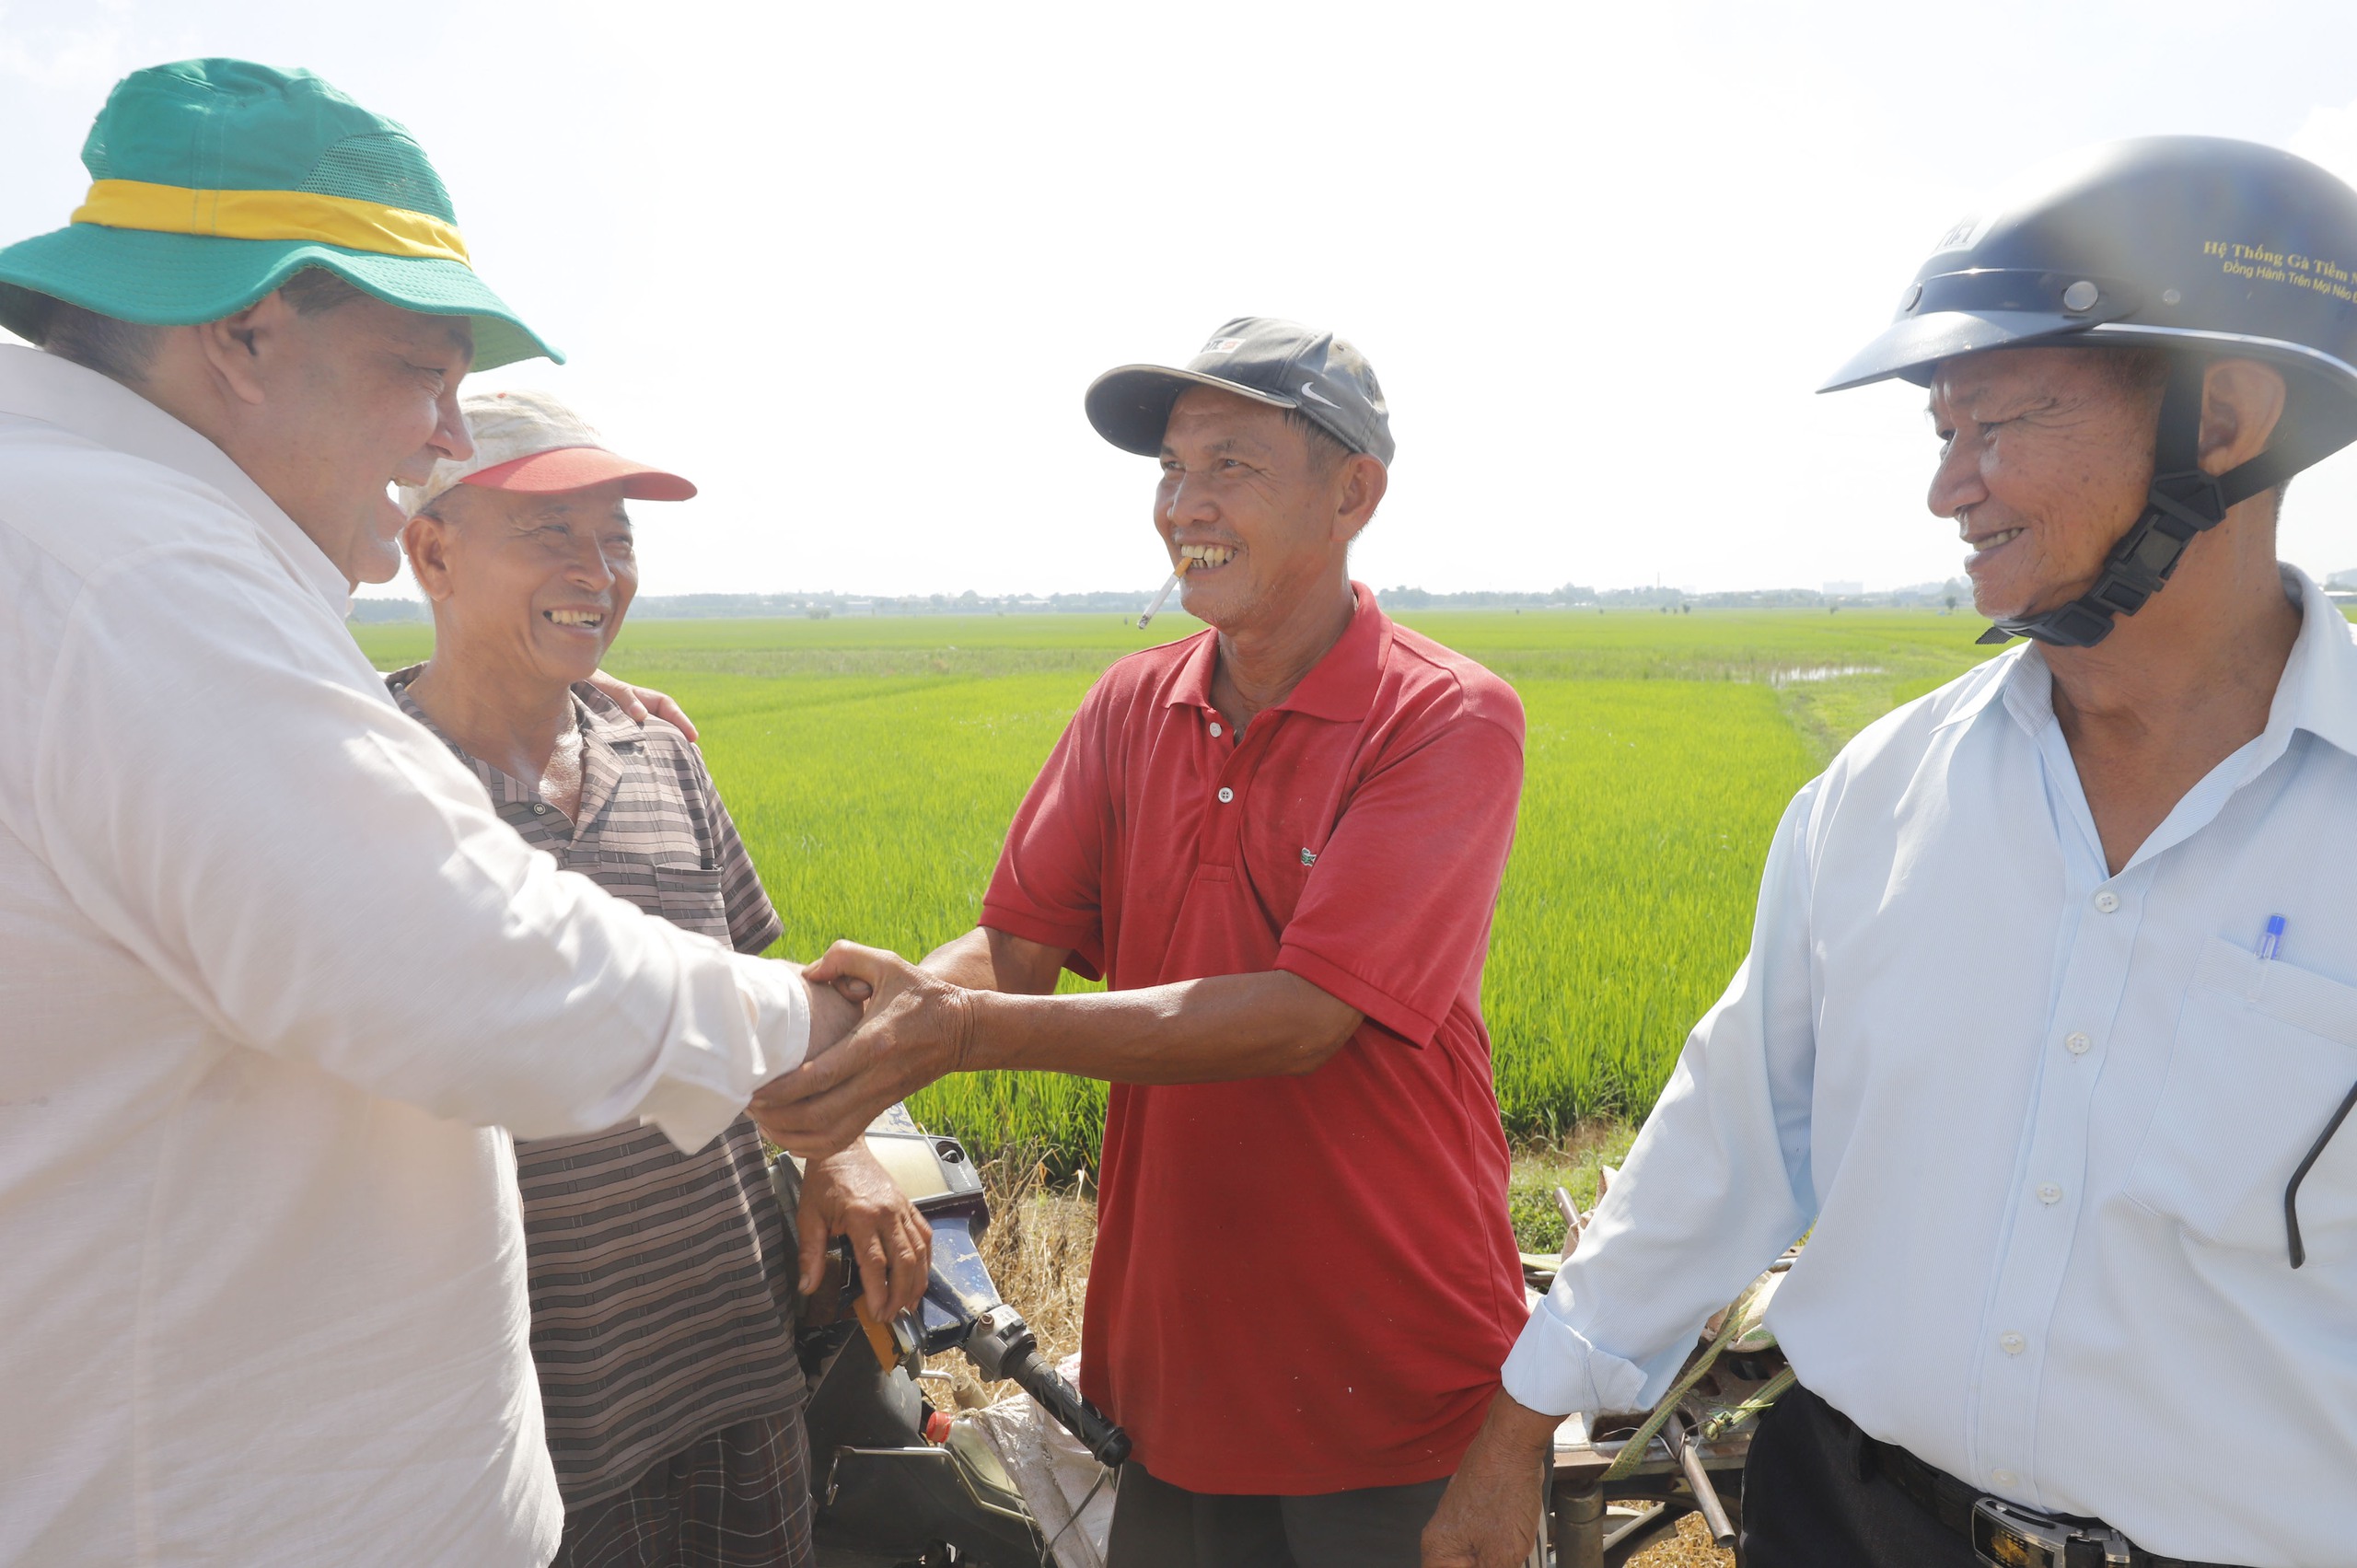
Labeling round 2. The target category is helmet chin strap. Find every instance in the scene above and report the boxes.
[1978,358,2300,648]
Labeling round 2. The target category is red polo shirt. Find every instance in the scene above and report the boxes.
[980,586,1527,1494]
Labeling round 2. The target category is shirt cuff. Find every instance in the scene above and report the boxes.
[635,952,810,1155]
[1500,1297,1653,1418]
[734,953,812,1089]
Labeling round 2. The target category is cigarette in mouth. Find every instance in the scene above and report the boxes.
[1136,557,1193,630]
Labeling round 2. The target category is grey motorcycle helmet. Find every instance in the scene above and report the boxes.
[1823,137,2357,647]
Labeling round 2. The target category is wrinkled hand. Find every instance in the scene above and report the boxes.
[796,1143,934,1321]
[749,942,976,1156]
[586,669,698,742]
[1421,1390,1557,1568]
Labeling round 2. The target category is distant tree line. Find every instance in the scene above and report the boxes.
[1380,580,1972,610]
[349,578,1978,626]
[347,589,1167,624]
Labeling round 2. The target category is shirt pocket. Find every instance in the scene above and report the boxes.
[1238,790,1332,928]
[2121,935,2357,1254]
[649,859,729,943]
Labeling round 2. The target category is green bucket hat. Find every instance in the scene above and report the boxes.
[0,58,559,371]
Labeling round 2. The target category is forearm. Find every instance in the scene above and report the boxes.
[922,926,1062,993]
[922,928,1020,989]
[802,972,863,1055]
[1509,1033,1812,1413]
[1506,786,1824,1417]
[1469,1388,1564,1459]
[962,970,1362,1084]
[758,938,1361,1154]
[1422,1390,1561,1567]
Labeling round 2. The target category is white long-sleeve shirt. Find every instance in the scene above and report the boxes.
[0,347,812,1567]
[1504,566,2357,1568]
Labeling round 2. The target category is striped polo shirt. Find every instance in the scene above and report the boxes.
[387,667,803,1509]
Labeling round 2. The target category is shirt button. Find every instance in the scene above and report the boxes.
[1208,722,1224,738]
[1999,1330,2026,1355]
[2094,889,2120,913]
[1216,787,1234,804]
[1991,1469,2018,1488]
[2064,1031,2091,1055]
[2037,1183,2062,1205]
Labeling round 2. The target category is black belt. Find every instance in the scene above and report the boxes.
[1859,1427,2246,1568]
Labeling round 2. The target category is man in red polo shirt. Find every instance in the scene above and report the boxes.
[755,318,1528,1567]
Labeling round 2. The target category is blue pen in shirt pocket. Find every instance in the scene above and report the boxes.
[2236,912,2357,1269]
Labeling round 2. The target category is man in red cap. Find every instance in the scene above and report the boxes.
[392,389,933,1568]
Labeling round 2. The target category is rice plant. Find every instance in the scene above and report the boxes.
[354,608,1999,1166]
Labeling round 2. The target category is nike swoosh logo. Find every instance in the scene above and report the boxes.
[1298,382,1340,408]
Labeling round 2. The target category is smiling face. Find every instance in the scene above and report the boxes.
[1155,387,1369,635]
[404,481,638,692]
[236,292,478,585]
[1924,346,2169,621]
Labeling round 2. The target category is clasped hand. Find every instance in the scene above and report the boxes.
[750,941,979,1159]
[795,1144,933,1322]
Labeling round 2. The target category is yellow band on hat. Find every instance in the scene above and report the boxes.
[69,179,472,266]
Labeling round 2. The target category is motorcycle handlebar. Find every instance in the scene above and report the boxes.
[1003,1344,1130,1469]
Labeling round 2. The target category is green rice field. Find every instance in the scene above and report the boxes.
[354,608,2003,1167]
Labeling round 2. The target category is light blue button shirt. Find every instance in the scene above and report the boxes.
[1504,566,2357,1568]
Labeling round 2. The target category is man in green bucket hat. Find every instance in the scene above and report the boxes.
[0,60,860,1568]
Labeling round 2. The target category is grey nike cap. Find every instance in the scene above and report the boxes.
[1085,316,1394,465]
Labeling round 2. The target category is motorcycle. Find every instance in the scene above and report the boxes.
[781,1136,1782,1568]
[773,1112,1127,1568]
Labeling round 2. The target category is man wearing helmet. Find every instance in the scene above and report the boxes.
[1427,138,2357,1568]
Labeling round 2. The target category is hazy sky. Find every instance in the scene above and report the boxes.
[11,1,2357,601]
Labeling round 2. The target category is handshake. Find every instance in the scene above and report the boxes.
[751,942,982,1158]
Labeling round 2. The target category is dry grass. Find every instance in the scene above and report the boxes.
[1623,1508,1735,1567]
[935,1147,1098,1410]
[1508,1121,1640,1253]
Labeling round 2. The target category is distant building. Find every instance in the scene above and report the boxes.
[1822,580,1864,597]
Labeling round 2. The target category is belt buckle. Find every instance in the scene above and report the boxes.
[1970,1497,2131,1568]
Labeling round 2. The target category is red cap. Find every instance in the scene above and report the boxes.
[459,446,697,501]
